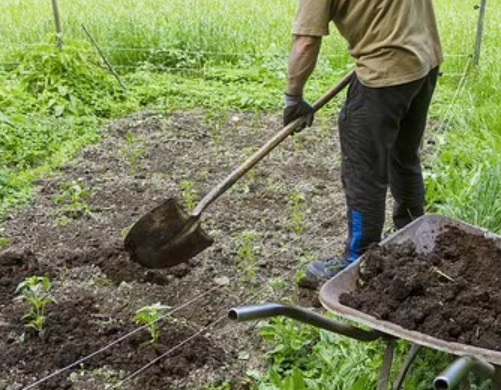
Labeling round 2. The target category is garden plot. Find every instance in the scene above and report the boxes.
[0,109,347,389]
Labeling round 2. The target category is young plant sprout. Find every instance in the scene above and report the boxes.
[52,180,92,220]
[15,276,56,336]
[179,180,199,212]
[134,303,170,343]
[287,191,306,234]
[236,230,260,282]
[122,131,145,174]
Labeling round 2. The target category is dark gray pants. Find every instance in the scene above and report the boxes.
[339,68,439,260]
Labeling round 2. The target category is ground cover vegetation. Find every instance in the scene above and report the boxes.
[0,0,500,388]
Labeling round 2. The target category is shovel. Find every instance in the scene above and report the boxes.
[125,71,355,269]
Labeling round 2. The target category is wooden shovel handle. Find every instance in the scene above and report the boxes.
[192,70,355,217]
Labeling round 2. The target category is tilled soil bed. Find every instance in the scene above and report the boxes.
[340,226,501,351]
[0,109,347,389]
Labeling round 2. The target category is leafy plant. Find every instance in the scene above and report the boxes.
[134,303,170,343]
[287,191,306,234]
[179,180,200,212]
[52,180,92,220]
[0,228,9,249]
[121,131,145,174]
[236,230,260,282]
[15,276,56,335]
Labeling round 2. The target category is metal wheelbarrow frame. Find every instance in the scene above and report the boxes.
[229,215,501,389]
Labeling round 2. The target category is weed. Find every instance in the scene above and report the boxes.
[203,111,227,159]
[52,180,92,219]
[286,191,306,234]
[236,230,260,282]
[121,131,145,174]
[15,276,56,336]
[0,228,10,249]
[179,180,200,212]
[133,303,170,343]
[202,382,232,390]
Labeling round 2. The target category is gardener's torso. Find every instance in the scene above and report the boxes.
[293,0,444,87]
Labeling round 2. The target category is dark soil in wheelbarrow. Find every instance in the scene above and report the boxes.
[340,226,501,351]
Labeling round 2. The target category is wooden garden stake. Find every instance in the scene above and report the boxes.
[474,0,488,65]
[51,0,63,48]
[81,24,127,91]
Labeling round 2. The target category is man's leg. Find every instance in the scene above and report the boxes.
[390,68,439,229]
[305,74,421,283]
[340,75,424,259]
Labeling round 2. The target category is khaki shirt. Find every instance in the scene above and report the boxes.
[293,0,443,87]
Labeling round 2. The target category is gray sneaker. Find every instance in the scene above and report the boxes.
[300,257,353,288]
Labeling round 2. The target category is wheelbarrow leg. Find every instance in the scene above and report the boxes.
[392,344,422,390]
[379,340,396,390]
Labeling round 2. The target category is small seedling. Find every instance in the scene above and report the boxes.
[236,230,260,282]
[205,111,227,161]
[0,237,9,248]
[287,191,306,234]
[15,276,56,336]
[133,303,170,343]
[179,180,199,212]
[121,131,145,174]
[52,180,92,220]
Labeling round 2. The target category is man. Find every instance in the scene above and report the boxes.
[284,0,443,285]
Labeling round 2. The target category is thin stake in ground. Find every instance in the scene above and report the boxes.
[81,24,127,90]
[50,0,63,48]
[474,0,488,66]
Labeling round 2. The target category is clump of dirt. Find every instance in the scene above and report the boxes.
[0,249,55,307]
[340,226,501,351]
[1,295,225,390]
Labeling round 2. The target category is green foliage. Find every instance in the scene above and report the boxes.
[179,180,200,212]
[52,180,92,221]
[255,317,461,390]
[15,276,56,335]
[203,382,232,390]
[134,303,170,343]
[121,131,145,174]
[236,230,260,282]
[9,38,121,117]
[0,227,9,249]
[287,191,306,234]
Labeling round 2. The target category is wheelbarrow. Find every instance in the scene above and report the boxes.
[229,215,501,389]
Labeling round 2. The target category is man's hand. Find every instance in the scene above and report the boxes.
[283,93,314,131]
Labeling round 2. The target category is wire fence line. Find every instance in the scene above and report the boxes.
[20,260,299,390]
[436,56,473,135]
[18,256,271,390]
[110,267,297,389]
[0,44,473,59]
[18,213,327,390]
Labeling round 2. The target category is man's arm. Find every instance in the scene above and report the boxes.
[284,35,322,128]
[287,35,322,96]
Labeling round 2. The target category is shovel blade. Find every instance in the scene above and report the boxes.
[124,199,214,269]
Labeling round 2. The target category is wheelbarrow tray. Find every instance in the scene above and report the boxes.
[319,214,501,365]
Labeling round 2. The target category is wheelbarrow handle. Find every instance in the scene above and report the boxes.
[192,70,355,217]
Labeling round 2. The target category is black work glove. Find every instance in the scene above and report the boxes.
[283,93,314,132]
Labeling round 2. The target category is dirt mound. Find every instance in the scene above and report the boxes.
[0,249,55,307]
[340,226,501,351]
[1,296,225,390]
